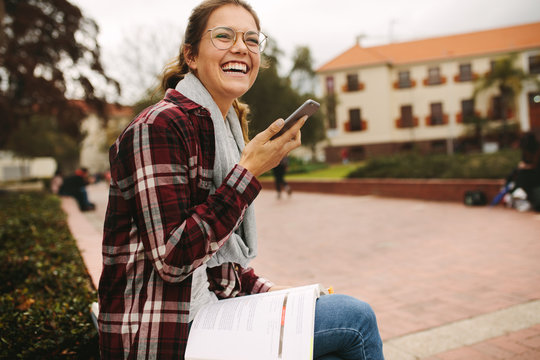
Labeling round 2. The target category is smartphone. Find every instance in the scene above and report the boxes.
[271,99,320,140]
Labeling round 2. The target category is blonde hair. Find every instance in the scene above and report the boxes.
[161,0,261,143]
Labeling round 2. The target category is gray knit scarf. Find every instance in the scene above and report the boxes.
[175,73,257,268]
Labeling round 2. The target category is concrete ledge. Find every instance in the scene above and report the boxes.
[259,178,505,203]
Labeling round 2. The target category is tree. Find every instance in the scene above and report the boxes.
[243,43,327,160]
[289,46,316,94]
[0,0,119,167]
[107,24,181,105]
[289,46,326,158]
[473,54,540,147]
[242,40,301,137]
[6,114,80,169]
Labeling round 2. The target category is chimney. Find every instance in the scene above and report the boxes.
[356,34,365,47]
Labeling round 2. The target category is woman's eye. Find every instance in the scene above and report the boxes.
[245,35,259,44]
[215,33,232,40]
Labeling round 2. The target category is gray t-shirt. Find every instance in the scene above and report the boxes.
[189,264,218,322]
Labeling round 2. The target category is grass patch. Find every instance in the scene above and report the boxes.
[0,191,99,359]
[286,162,363,179]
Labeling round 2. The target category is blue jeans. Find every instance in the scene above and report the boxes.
[313,294,384,360]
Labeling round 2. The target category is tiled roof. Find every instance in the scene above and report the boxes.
[317,22,540,72]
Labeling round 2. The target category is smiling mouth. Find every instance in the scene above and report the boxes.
[221,62,248,74]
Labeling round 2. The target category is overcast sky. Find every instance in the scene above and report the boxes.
[70,0,540,101]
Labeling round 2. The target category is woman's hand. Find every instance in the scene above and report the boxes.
[239,115,307,177]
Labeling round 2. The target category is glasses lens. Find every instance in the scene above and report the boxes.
[210,27,235,50]
[209,27,267,53]
[244,31,262,53]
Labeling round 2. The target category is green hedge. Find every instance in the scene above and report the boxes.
[347,150,520,179]
[0,192,99,359]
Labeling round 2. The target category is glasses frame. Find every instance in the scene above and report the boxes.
[206,26,267,54]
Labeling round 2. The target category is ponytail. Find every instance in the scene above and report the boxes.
[161,45,192,91]
[233,99,251,144]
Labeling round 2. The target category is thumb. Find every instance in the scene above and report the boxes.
[263,118,285,140]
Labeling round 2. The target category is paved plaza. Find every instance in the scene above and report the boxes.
[66,182,540,359]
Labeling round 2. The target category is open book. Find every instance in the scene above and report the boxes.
[185,284,328,360]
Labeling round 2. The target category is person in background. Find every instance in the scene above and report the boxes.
[509,132,540,211]
[341,147,349,164]
[59,167,95,211]
[97,1,384,359]
[50,169,63,195]
[272,155,292,199]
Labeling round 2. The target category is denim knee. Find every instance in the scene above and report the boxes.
[314,294,383,360]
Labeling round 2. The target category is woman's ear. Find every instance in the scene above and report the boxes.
[184,46,197,71]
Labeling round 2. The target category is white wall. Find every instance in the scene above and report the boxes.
[0,151,56,181]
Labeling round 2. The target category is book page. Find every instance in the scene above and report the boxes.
[281,285,320,360]
[185,284,325,360]
[185,291,286,360]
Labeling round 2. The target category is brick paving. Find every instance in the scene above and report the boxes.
[425,325,540,360]
[71,182,540,359]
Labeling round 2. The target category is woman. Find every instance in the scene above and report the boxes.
[97,1,383,359]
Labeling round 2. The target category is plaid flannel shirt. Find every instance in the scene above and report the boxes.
[98,89,273,360]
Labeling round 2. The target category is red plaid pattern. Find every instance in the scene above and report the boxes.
[98,89,273,359]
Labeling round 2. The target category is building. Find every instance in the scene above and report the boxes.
[317,22,540,162]
[77,102,133,174]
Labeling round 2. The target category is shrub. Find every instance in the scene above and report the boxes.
[0,192,99,359]
[347,150,520,179]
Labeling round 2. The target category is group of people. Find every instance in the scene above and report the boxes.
[95,1,384,359]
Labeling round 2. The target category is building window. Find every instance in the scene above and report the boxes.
[349,108,362,131]
[459,63,472,81]
[349,146,366,161]
[529,55,540,74]
[326,76,335,94]
[400,142,414,151]
[461,99,475,119]
[427,67,441,85]
[398,71,412,88]
[490,60,497,72]
[431,140,447,152]
[326,93,337,129]
[430,103,444,125]
[491,96,503,120]
[346,74,359,91]
[400,105,414,128]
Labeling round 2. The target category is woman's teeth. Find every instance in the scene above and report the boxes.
[222,62,247,74]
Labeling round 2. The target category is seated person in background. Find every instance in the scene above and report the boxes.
[506,132,540,211]
[59,167,95,211]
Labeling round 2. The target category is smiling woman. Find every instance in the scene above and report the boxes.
[96,1,382,359]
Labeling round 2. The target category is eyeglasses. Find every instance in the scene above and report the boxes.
[206,26,267,54]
